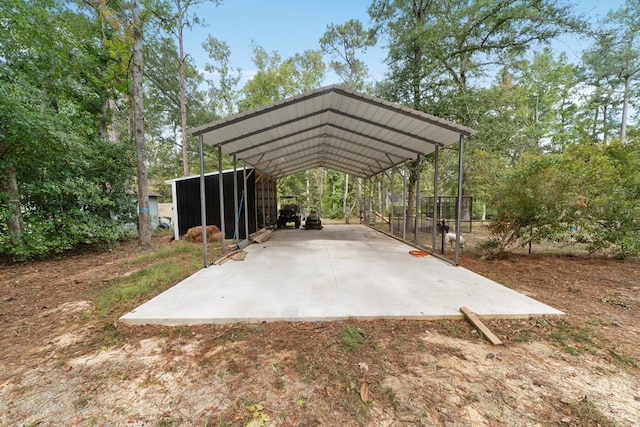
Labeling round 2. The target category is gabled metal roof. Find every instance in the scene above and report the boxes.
[190,85,476,179]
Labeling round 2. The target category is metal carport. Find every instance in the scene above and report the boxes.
[189,85,476,265]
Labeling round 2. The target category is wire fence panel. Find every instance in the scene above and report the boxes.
[368,215,598,260]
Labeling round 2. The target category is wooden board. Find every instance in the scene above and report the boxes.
[213,249,240,265]
[460,307,503,345]
[252,230,274,244]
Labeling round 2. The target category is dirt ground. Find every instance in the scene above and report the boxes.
[1,234,639,427]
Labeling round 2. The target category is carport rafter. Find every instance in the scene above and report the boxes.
[272,155,367,179]
[256,145,377,174]
[241,132,400,170]
[273,155,366,178]
[224,109,428,163]
[336,89,475,137]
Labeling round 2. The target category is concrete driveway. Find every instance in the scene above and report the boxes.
[120,224,563,325]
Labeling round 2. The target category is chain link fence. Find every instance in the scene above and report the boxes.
[362,195,596,260]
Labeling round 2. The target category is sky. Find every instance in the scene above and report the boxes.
[182,0,626,87]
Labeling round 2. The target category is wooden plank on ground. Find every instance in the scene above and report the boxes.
[460,307,503,345]
[249,228,267,239]
[212,249,241,265]
[253,230,274,244]
[250,229,269,242]
[230,251,247,261]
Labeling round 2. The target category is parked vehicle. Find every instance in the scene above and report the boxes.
[277,195,301,228]
[304,212,323,230]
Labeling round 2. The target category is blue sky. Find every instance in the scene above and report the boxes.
[182,0,625,86]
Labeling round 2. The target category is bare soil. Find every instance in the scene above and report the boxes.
[1,235,639,427]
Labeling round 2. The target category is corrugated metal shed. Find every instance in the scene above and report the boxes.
[190,85,476,179]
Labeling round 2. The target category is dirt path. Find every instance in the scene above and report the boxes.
[1,237,639,426]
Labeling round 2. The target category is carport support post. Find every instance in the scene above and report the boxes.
[261,175,265,227]
[370,178,374,219]
[218,145,226,255]
[402,161,407,241]
[243,163,249,240]
[233,155,239,243]
[378,175,382,228]
[455,134,465,265]
[390,167,395,236]
[414,154,421,245]
[432,146,439,251]
[378,175,383,229]
[198,135,208,268]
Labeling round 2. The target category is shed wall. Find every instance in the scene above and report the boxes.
[174,170,256,239]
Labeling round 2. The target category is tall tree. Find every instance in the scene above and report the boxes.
[144,35,210,182]
[518,49,581,151]
[132,0,151,247]
[581,41,620,144]
[1,0,136,260]
[239,43,325,111]
[320,19,377,91]
[369,0,579,219]
[320,19,376,218]
[202,36,242,117]
[152,0,222,176]
[589,0,640,142]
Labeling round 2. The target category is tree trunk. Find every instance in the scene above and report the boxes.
[132,0,151,248]
[406,160,418,218]
[342,173,349,218]
[99,98,120,143]
[357,177,363,219]
[179,25,189,176]
[621,75,630,142]
[603,105,608,144]
[1,165,26,259]
[592,104,599,141]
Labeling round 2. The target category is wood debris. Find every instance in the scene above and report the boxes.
[251,228,274,244]
[460,307,503,345]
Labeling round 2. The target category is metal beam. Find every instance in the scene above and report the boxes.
[455,134,465,266]
[243,163,249,243]
[402,161,407,241]
[414,155,421,245]
[218,145,226,255]
[276,155,366,178]
[432,146,439,252]
[233,155,239,243]
[199,135,208,268]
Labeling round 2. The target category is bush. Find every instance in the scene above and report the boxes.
[486,139,640,257]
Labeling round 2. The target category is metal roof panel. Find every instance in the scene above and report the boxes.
[190,85,476,179]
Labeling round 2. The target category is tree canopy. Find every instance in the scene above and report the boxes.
[1,0,638,260]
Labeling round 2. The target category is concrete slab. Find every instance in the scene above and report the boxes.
[120,225,563,325]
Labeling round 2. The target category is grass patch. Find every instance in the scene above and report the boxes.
[217,327,248,343]
[512,328,535,343]
[341,325,365,351]
[125,241,203,265]
[549,321,600,357]
[341,388,371,425]
[95,243,202,317]
[383,386,400,410]
[93,322,125,348]
[559,397,617,427]
[610,350,639,368]
[294,353,316,382]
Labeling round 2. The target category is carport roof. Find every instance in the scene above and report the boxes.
[190,85,476,179]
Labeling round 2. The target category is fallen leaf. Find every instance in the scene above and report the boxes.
[360,379,369,402]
